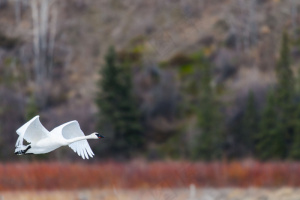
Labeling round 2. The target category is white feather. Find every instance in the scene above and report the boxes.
[15,115,49,148]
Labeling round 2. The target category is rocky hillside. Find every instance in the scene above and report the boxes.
[0,0,300,160]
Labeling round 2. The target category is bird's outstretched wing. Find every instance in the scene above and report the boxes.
[15,115,49,148]
[60,121,94,159]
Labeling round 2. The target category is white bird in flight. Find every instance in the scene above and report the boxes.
[14,115,105,159]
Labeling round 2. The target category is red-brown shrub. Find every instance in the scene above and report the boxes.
[0,161,300,190]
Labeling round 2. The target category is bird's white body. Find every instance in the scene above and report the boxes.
[15,115,103,159]
[28,137,64,154]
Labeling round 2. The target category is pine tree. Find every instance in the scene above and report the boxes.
[289,64,300,159]
[257,32,295,160]
[274,32,295,158]
[241,91,259,156]
[276,32,293,99]
[256,92,284,159]
[192,57,223,160]
[95,47,144,159]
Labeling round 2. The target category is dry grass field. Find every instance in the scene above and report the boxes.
[1,188,300,200]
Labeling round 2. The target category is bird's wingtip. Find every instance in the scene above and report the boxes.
[28,115,40,122]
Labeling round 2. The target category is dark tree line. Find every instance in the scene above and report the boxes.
[95,32,300,161]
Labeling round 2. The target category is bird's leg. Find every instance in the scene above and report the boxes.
[23,145,31,154]
[14,145,31,155]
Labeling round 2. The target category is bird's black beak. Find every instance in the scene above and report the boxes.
[96,133,105,138]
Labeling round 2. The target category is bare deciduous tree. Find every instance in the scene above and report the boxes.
[228,0,258,52]
[12,0,30,24]
[14,0,21,24]
[31,0,58,106]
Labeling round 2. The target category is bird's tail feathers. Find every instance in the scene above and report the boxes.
[15,136,23,147]
[15,145,25,152]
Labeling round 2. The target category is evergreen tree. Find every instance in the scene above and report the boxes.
[256,92,284,159]
[241,91,259,156]
[227,92,259,159]
[274,32,295,158]
[276,32,293,100]
[289,66,300,159]
[192,57,223,160]
[95,47,144,159]
[257,32,295,160]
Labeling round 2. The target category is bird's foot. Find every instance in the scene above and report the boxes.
[14,150,24,155]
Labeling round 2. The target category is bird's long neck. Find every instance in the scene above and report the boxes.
[67,134,95,144]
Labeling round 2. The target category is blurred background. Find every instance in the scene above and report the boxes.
[1,0,300,199]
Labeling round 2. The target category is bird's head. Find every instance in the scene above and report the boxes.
[94,133,105,139]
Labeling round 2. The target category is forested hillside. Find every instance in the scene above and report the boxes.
[0,0,300,161]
